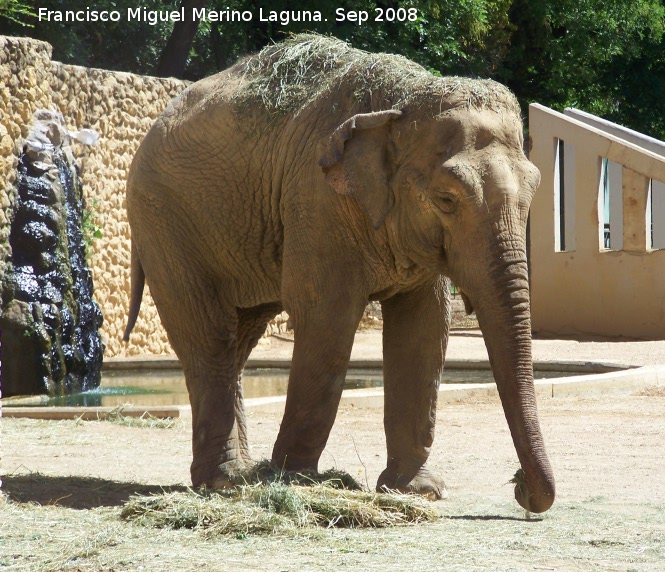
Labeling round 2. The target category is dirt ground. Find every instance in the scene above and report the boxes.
[2,387,665,571]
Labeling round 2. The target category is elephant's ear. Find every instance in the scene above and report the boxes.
[319,109,402,230]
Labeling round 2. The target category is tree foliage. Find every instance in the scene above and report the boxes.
[1,0,664,138]
[0,0,172,71]
[0,0,35,25]
[498,0,665,132]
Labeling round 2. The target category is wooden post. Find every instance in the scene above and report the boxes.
[622,167,650,252]
[573,147,602,254]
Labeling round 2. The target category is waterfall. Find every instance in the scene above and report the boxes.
[1,110,104,398]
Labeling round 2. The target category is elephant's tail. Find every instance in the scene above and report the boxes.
[122,240,145,342]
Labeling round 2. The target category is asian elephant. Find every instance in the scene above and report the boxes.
[123,35,555,513]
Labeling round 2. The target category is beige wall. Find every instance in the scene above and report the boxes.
[0,36,314,360]
[529,104,665,339]
[1,36,185,357]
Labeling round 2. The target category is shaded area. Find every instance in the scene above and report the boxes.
[2,473,188,509]
[443,514,542,523]
[0,110,103,397]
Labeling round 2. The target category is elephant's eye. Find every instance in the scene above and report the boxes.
[434,191,459,214]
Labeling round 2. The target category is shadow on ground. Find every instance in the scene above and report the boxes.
[443,514,541,522]
[2,473,188,509]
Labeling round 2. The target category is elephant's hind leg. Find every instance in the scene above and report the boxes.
[233,303,282,464]
[145,273,249,489]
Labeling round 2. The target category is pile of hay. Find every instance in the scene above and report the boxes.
[121,462,439,535]
[233,34,520,118]
[121,485,439,535]
[634,385,665,397]
[238,460,363,490]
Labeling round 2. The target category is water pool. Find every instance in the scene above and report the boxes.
[12,367,578,408]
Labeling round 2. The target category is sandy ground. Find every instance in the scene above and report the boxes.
[4,390,665,506]
[3,328,665,570]
[3,388,665,571]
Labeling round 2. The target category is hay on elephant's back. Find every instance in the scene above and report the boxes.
[233,34,520,117]
[121,483,439,535]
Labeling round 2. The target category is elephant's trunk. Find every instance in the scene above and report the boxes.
[470,244,555,514]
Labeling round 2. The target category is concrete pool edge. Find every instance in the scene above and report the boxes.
[290,364,665,411]
[1,404,190,420]
[101,356,631,374]
[3,363,664,419]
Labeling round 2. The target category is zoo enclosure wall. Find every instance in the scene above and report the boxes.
[529,103,665,339]
[0,36,268,359]
[0,36,188,357]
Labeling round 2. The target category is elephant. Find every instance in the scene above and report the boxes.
[123,34,555,513]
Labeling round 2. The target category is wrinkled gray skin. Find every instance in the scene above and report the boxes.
[124,39,555,513]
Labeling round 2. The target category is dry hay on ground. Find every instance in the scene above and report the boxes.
[121,461,438,535]
[100,406,179,429]
[634,385,665,397]
[121,485,438,536]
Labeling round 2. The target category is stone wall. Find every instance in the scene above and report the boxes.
[1,36,186,357]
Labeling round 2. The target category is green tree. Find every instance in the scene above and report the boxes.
[602,34,665,138]
[1,0,664,138]
[498,0,665,137]
[0,0,173,74]
[157,0,208,78]
[181,0,515,79]
[0,0,35,25]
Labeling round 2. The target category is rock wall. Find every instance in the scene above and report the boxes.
[1,36,186,357]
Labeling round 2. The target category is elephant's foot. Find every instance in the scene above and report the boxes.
[191,457,252,490]
[376,466,448,501]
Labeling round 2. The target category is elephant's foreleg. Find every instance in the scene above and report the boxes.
[377,276,450,499]
[271,295,366,471]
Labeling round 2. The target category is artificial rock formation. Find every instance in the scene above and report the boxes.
[1,111,103,397]
[1,36,187,358]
